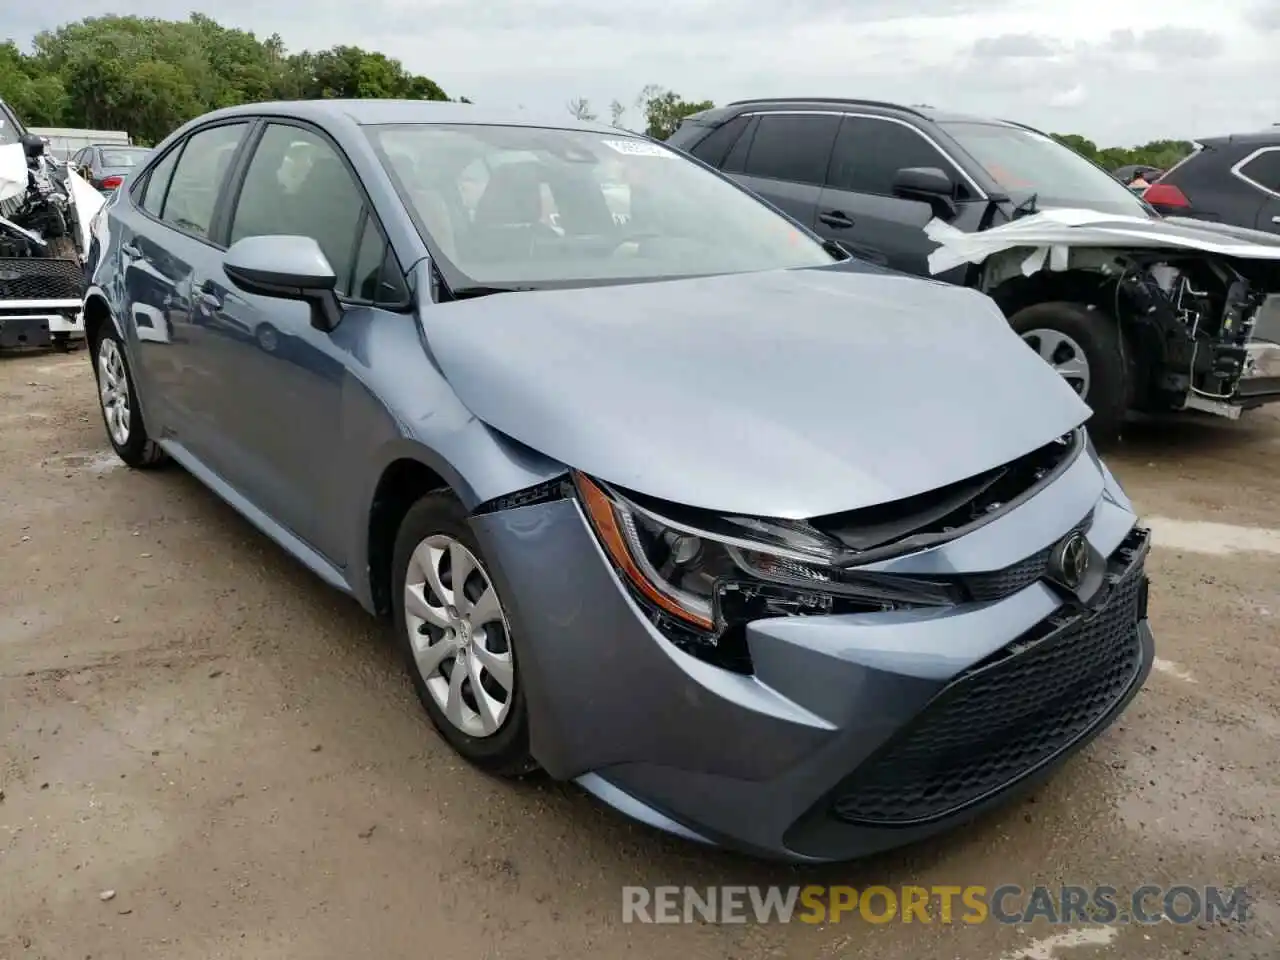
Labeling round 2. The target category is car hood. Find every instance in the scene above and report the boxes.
[420,266,1091,518]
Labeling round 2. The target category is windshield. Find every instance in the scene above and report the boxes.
[942,122,1150,216]
[366,123,835,288]
[100,148,149,167]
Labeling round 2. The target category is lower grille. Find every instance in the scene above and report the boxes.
[830,538,1148,827]
[0,257,86,301]
[963,547,1051,602]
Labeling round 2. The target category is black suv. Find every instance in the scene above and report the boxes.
[668,98,1280,438]
[1144,129,1280,234]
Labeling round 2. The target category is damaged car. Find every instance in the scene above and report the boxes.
[0,98,103,350]
[668,99,1280,438]
[84,100,1154,862]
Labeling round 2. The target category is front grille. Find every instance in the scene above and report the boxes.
[0,257,86,301]
[963,547,1051,602]
[829,536,1148,827]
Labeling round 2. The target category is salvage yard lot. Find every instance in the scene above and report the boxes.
[2,349,1278,960]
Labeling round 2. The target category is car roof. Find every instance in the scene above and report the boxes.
[189,99,623,137]
[1196,128,1280,149]
[723,97,1019,127]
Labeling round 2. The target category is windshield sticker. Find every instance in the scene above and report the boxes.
[601,139,673,158]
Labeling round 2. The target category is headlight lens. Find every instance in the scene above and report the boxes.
[574,473,954,670]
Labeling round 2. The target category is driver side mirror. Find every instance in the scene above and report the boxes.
[223,235,343,333]
[892,166,958,220]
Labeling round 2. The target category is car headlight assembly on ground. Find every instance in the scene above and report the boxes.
[574,472,959,673]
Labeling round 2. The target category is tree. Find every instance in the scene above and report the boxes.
[609,99,626,128]
[1051,132,1193,173]
[1,14,456,144]
[636,85,713,140]
[566,97,596,121]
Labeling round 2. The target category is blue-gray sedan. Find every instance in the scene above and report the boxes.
[82,99,1153,862]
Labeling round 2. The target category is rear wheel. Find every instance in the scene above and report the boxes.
[93,323,166,468]
[1009,301,1129,441]
[391,492,537,777]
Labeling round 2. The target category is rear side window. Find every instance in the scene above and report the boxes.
[160,122,249,239]
[1239,149,1280,194]
[689,116,750,168]
[743,114,840,186]
[828,117,964,197]
[140,147,181,216]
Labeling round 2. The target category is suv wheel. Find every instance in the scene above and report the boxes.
[93,324,167,468]
[1009,301,1129,441]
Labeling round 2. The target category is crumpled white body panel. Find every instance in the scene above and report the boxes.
[926,207,1280,277]
[0,141,105,258]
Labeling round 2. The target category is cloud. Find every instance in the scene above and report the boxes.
[7,0,1275,146]
[972,33,1060,59]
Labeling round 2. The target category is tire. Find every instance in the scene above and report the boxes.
[1008,301,1129,442]
[92,322,167,468]
[391,491,538,777]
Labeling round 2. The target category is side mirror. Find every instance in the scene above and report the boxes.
[892,166,958,219]
[223,235,342,333]
[21,134,46,160]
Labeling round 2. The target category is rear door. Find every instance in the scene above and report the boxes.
[815,115,980,277]
[731,112,839,230]
[119,120,252,455]
[1234,146,1280,235]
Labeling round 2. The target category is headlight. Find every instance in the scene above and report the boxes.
[574,473,955,672]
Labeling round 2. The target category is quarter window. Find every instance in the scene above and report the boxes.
[742,114,841,186]
[827,117,963,197]
[350,214,408,305]
[230,124,365,295]
[159,123,248,239]
[1240,149,1280,194]
[690,116,751,168]
[140,146,181,216]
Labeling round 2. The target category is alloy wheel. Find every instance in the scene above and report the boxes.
[1021,328,1091,398]
[403,534,515,738]
[97,338,131,447]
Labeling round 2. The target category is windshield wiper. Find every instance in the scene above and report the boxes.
[446,283,539,301]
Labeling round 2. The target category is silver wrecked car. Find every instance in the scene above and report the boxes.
[82,100,1154,863]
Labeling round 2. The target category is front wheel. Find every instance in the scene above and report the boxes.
[391,491,538,778]
[1009,301,1129,442]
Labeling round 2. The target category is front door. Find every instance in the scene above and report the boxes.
[815,115,979,278]
[193,121,406,563]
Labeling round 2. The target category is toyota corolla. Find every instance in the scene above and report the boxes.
[82,100,1154,862]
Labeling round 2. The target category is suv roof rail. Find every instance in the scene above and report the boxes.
[726,97,929,119]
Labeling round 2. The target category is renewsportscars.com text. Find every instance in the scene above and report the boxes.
[621,884,1251,925]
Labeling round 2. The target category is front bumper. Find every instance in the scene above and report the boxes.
[470,447,1153,862]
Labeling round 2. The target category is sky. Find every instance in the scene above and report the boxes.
[12,0,1280,146]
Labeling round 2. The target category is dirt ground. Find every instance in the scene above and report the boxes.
[2,346,1277,960]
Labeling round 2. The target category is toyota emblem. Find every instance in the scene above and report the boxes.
[1049,531,1090,589]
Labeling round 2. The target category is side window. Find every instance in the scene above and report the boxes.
[689,116,750,169]
[230,123,365,295]
[1240,149,1280,193]
[161,122,249,239]
[742,114,840,186]
[140,145,182,216]
[350,215,408,305]
[828,117,968,198]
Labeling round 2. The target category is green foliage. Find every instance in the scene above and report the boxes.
[0,14,456,145]
[1050,132,1194,173]
[635,85,714,140]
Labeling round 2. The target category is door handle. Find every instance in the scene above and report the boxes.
[818,211,855,229]
[121,242,143,258]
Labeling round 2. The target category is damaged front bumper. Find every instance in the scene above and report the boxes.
[468,447,1153,862]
